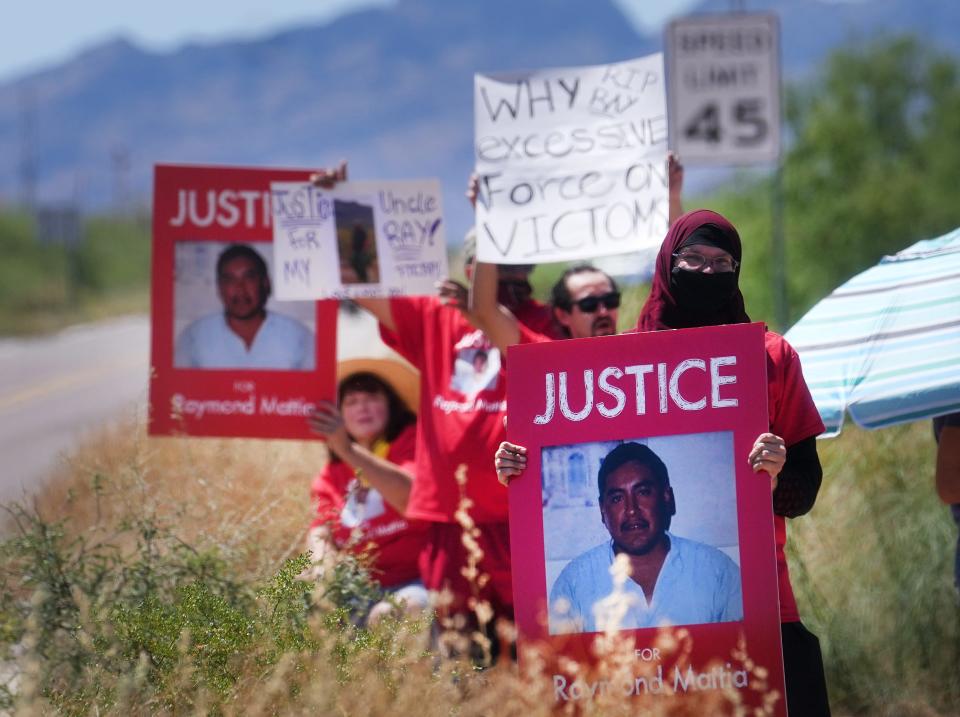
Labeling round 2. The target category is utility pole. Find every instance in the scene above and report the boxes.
[727,0,788,330]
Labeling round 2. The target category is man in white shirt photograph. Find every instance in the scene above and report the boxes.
[548,441,743,634]
[174,243,315,370]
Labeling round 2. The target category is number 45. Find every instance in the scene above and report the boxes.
[683,99,768,146]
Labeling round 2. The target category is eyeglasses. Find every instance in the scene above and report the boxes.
[572,291,621,313]
[671,251,739,273]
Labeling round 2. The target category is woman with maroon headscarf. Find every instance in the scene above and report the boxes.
[636,208,831,716]
[495,208,831,715]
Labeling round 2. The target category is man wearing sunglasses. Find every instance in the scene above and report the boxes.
[549,265,621,340]
[469,260,620,354]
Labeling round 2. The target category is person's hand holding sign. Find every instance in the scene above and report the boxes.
[498,433,786,491]
[465,172,480,209]
[437,279,475,322]
[310,160,348,188]
[495,441,528,487]
[748,432,786,492]
[307,401,352,458]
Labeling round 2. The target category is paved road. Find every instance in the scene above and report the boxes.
[0,315,150,506]
[0,307,399,507]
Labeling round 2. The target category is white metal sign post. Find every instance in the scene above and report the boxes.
[666,13,781,165]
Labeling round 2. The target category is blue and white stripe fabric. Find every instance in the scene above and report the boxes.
[785,227,960,436]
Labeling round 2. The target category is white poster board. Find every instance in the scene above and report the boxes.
[474,54,669,265]
[666,13,781,165]
[270,179,448,300]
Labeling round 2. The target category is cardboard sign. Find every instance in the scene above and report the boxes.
[474,54,669,265]
[666,13,781,165]
[506,323,786,715]
[270,179,448,300]
[149,163,337,440]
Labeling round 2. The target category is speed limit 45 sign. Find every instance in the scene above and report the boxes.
[666,13,781,164]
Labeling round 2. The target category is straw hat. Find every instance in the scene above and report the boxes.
[336,357,420,415]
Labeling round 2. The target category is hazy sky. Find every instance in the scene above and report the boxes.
[0,0,700,82]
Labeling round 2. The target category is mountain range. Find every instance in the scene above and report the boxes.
[1,0,958,242]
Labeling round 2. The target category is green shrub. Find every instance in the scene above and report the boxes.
[0,209,150,334]
[791,421,960,716]
[74,214,151,293]
[0,491,421,715]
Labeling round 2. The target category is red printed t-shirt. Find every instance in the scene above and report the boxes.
[765,331,826,622]
[310,424,427,588]
[380,296,508,524]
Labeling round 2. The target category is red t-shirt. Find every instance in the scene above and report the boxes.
[765,331,826,622]
[380,296,508,523]
[517,322,552,346]
[310,424,427,588]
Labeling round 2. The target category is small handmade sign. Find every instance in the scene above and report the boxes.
[270,179,448,300]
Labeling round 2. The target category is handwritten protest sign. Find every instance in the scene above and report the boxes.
[474,54,668,265]
[506,324,786,715]
[270,179,447,300]
[150,163,337,440]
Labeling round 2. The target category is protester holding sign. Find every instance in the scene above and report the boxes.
[495,209,830,716]
[306,360,429,625]
[311,162,571,644]
[350,284,515,639]
[635,209,830,716]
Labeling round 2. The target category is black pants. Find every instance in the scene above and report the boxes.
[782,621,831,716]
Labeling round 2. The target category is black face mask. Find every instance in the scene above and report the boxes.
[670,269,738,324]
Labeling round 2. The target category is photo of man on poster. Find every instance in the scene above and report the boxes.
[548,438,743,634]
[174,242,316,370]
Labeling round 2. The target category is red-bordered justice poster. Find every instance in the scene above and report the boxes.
[149,163,337,439]
[506,323,786,715]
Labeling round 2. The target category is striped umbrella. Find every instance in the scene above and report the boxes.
[784,227,960,437]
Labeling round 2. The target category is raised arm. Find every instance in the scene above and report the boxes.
[465,173,525,352]
[469,261,523,354]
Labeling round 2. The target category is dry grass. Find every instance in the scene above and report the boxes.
[791,421,960,716]
[26,419,327,581]
[3,417,959,716]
